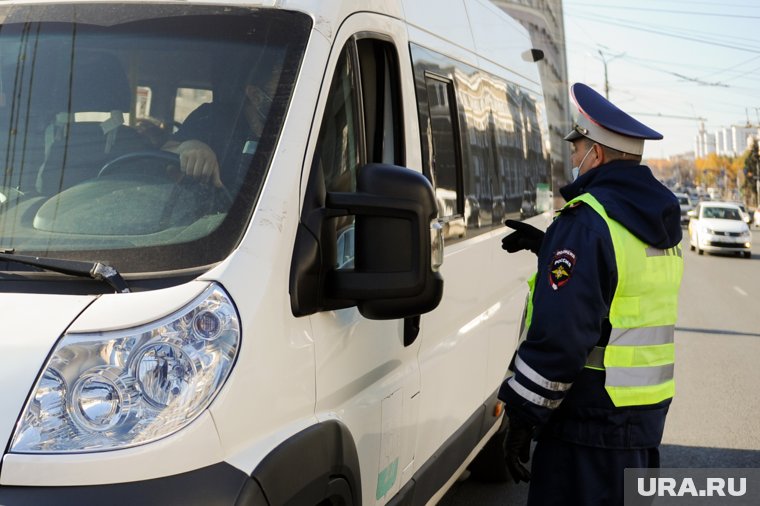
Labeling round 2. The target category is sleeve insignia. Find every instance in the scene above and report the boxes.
[549,249,576,290]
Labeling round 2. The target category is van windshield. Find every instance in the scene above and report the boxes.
[0,4,310,274]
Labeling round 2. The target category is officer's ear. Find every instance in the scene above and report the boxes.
[591,143,605,168]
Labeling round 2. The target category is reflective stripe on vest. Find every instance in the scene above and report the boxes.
[567,193,683,407]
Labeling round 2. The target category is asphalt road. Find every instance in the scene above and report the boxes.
[440,228,760,505]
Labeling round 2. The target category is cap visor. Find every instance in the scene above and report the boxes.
[564,129,583,141]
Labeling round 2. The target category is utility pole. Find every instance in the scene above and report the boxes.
[598,49,610,99]
[596,48,625,100]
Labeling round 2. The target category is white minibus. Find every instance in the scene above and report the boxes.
[0,1,561,504]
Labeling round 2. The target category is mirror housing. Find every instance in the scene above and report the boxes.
[290,163,443,319]
[687,210,697,218]
[521,48,544,63]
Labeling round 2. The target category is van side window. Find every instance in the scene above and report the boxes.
[318,48,362,195]
[424,74,464,237]
[411,43,551,241]
[313,37,403,270]
[357,38,404,166]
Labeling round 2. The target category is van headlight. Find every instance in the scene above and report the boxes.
[10,283,239,453]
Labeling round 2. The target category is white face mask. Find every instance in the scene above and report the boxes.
[571,144,596,181]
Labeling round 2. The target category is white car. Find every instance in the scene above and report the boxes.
[689,202,752,258]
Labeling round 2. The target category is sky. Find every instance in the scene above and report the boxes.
[561,0,760,159]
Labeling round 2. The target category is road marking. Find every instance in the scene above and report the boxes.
[734,286,748,297]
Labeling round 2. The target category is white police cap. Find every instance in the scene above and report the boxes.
[564,83,662,156]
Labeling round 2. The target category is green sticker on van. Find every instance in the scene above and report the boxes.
[376,458,399,500]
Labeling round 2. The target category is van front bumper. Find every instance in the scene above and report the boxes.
[0,462,268,506]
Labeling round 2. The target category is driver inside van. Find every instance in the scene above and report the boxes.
[162,56,283,190]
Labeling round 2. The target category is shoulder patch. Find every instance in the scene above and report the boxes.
[549,249,576,290]
[559,201,586,215]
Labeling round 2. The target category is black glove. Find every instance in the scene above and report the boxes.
[501,219,544,255]
[505,414,534,483]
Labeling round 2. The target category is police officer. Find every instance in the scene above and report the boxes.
[498,83,684,505]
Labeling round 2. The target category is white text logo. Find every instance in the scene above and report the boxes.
[637,477,746,497]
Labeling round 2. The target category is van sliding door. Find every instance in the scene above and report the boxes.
[303,21,420,505]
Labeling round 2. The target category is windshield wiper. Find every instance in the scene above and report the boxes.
[0,250,130,293]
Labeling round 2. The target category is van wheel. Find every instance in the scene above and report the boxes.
[315,477,354,506]
[467,416,510,482]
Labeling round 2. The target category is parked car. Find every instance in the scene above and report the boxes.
[674,192,693,226]
[688,202,752,258]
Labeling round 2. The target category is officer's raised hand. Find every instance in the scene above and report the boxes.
[505,413,534,483]
[502,219,544,255]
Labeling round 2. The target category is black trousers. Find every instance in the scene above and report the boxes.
[527,436,660,506]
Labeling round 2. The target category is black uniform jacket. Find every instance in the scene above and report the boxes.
[499,160,682,449]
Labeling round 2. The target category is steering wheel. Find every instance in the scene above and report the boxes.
[98,150,234,221]
[97,150,181,178]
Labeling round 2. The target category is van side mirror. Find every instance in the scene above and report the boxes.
[521,48,544,62]
[290,163,443,319]
[687,210,696,218]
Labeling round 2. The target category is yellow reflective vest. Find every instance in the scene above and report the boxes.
[524,193,683,407]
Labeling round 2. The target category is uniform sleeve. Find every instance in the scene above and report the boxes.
[498,206,617,426]
[172,103,215,144]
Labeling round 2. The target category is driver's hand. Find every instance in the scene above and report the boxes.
[174,140,222,187]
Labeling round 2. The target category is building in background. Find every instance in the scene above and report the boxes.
[731,125,757,157]
[695,121,716,158]
[696,122,757,158]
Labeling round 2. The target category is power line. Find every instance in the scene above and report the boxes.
[568,8,760,47]
[627,53,760,80]
[563,3,759,136]
[567,3,760,19]
[569,12,760,54]
[570,11,760,48]
[722,64,760,83]
[628,112,707,121]
[611,54,731,87]
[567,0,760,10]
[670,72,728,87]
[565,11,760,54]
[697,54,760,80]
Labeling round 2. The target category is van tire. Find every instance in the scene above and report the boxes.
[316,477,354,506]
[467,416,510,483]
